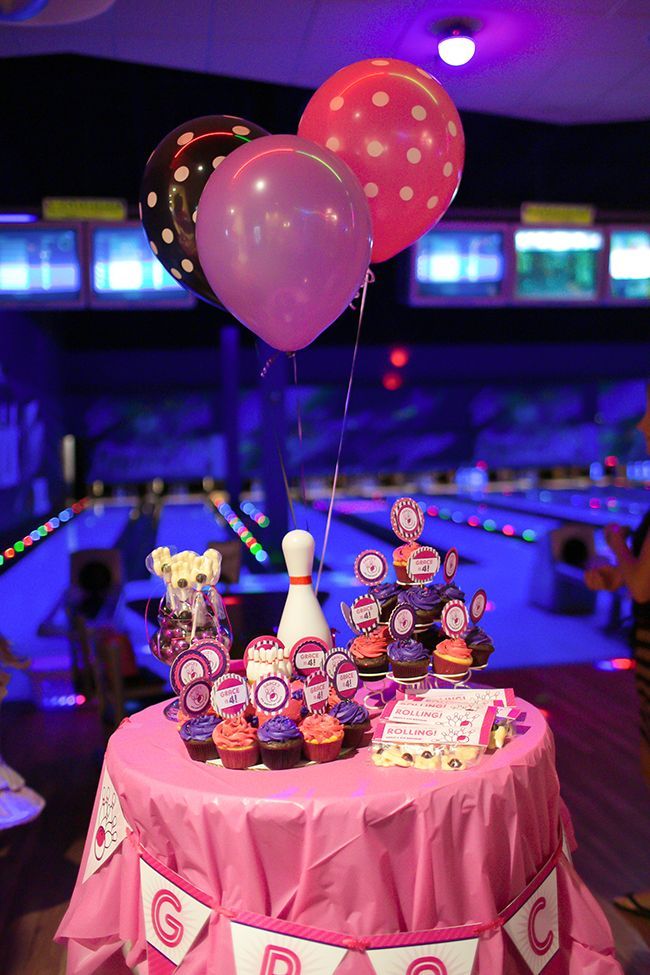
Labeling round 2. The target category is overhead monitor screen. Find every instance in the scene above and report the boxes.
[411,228,505,300]
[514,228,604,301]
[608,229,650,300]
[0,225,82,305]
[90,224,194,307]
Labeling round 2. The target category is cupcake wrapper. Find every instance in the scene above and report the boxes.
[218,743,260,770]
[434,654,471,677]
[391,659,430,680]
[342,721,371,750]
[303,737,343,764]
[183,738,219,762]
[259,740,303,770]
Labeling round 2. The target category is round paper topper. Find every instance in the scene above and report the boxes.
[388,604,416,640]
[211,673,249,718]
[254,674,290,716]
[350,593,381,633]
[443,547,459,582]
[340,600,356,633]
[292,637,328,676]
[470,589,487,624]
[325,647,353,682]
[354,549,388,585]
[390,497,424,542]
[334,659,360,699]
[180,677,212,717]
[303,669,329,713]
[441,599,469,637]
[406,545,441,583]
[194,638,229,679]
[170,649,211,695]
[243,634,285,667]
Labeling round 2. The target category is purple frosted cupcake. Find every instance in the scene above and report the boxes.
[465,626,495,668]
[179,714,221,761]
[433,582,466,619]
[388,637,429,680]
[397,585,442,627]
[370,582,402,623]
[258,716,303,769]
[330,700,371,749]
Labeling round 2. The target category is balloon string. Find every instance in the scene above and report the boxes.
[315,269,373,595]
[255,341,297,531]
[290,352,309,533]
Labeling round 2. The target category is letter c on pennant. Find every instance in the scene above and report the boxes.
[405,958,448,975]
[260,944,302,975]
[151,888,184,948]
[528,896,553,956]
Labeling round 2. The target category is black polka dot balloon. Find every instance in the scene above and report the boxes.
[140,116,270,308]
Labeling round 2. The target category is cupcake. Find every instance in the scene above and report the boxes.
[465,626,495,668]
[393,542,421,584]
[213,717,259,769]
[258,716,303,769]
[349,626,389,679]
[433,637,472,680]
[388,637,430,680]
[397,585,442,627]
[330,700,371,749]
[179,714,221,761]
[419,624,446,654]
[433,582,466,619]
[300,713,344,764]
[370,582,402,623]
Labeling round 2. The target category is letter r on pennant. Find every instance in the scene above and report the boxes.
[260,944,302,975]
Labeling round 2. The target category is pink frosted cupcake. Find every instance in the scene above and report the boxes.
[433,637,472,679]
[300,713,344,764]
[393,541,420,584]
[213,717,259,769]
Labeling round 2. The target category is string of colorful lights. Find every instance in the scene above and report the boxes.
[240,500,270,527]
[209,495,269,563]
[0,498,90,571]
[426,504,537,542]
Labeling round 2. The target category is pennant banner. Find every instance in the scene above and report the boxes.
[83,765,128,882]
[140,852,212,972]
[504,867,559,975]
[230,920,347,975]
[367,938,479,975]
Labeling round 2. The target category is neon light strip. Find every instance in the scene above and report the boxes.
[426,505,537,543]
[240,500,270,528]
[0,498,90,570]
[208,495,269,563]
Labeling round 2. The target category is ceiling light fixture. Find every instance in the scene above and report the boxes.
[432,17,481,67]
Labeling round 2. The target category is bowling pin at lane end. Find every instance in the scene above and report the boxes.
[277,530,333,651]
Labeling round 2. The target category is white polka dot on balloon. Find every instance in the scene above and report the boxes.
[174,166,189,183]
[170,268,182,279]
[212,156,225,169]
[367,140,384,157]
[411,105,427,121]
[371,59,390,65]
[400,186,414,201]
[447,120,457,137]
[372,91,389,107]
[407,148,421,164]
[330,96,344,111]
[364,182,379,198]
[147,191,157,208]
[162,229,174,244]
[181,259,194,273]
[443,162,453,177]
[233,125,250,136]
[427,196,439,210]
[176,131,194,146]
[149,240,158,255]
[326,136,340,151]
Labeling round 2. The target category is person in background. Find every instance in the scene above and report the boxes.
[584,384,650,919]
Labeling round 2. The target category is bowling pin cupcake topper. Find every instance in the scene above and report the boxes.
[469,589,487,624]
[390,497,424,542]
[292,637,327,676]
[405,545,441,584]
[443,547,459,582]
[354,550,388,586]
[325,646,354,682]
[350,593,381,633]
[303,670,329,713]
[388,604,416,640]
[441,599,469,638]
[254,673,291,716]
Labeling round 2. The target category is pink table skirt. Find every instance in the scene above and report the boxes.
[57,697,622,974]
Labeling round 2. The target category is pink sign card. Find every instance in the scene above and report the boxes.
[354,549,388,585]
[334,659,360,699]
[254,674,290,715]
[350,593,380,633]
[441,599,469,637]
[292,637,328,675]
[325,647,353,682]
[374,705,496,747]
[303,670,329,712]
[419,687,516,708]
[469,589,487,624]
[210,673,249,718]
[180,678,212,716]
[388,604,416,640]
[443,547,459,582]
[406,546,441,583]
[170,649,211,694]
[390,496,424,542]
[193,638,229,679]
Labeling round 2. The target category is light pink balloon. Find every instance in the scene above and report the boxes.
[195,134,372,352]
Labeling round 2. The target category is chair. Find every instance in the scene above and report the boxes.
[207,540,242,586]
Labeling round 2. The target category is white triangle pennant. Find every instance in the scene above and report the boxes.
[366,938,479,975]
[139,857,212,969]
[504,867,559,975]
[230,920,347,975]
[82,765,128,882]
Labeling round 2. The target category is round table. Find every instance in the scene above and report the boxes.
[57,696,622,975]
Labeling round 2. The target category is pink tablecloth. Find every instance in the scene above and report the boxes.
[57,696,622,974]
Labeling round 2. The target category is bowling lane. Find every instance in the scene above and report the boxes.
[460,489,641,529]
[154,498,230,555]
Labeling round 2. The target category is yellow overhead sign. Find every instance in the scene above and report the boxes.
[42,197,127,221]
[520,202,595,226]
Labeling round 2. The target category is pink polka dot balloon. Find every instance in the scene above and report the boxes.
[299,58,464,264]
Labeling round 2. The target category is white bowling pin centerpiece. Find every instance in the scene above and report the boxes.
[277,530,333,652]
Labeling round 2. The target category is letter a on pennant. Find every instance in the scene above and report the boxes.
[82,766,128,882]
[230,921,347,975]
[366,938,479,975]
[504,867,559,975]
[139,857,212,973]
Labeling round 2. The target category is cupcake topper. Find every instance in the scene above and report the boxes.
[441,599,469,638]
[388,604,416,640]
[354,549,388,585]
[180,677,212,717]
[406,545,441,584]
[170,649,211,695]
[193,638,229,679]
[211,673,249,718]
[244,635,286,668]
[390,497,424,542]
[303,669,329,713]
[350,593,381,633]
[334,659,360,699]
[340,601,356,634]
[254,673,290,716]
[325,646,353,682]
[292,636,328,676]
[469,589,487,624]
[443,547,459,582]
